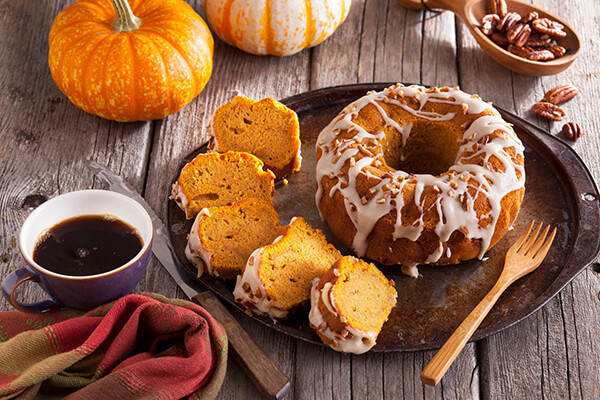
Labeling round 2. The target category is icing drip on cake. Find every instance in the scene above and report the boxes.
[170,182,189,214]
[308,278,377,354]
[185,208,215,277]
[233,238,288,320]
[315,84,525,269]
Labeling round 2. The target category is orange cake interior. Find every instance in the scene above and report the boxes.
[309,256,397,353]
[208,96,302,179]
[330,257,396,334]
[171,151,275,219]
[233,217,342,318]
[186,199,282,279]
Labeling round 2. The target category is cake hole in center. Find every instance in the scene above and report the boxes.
[383,121,461,176]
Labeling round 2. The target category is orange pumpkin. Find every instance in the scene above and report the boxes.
[49,0,214,122]
[202,0,352,56]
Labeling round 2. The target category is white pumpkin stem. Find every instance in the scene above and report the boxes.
[110,0,141,32]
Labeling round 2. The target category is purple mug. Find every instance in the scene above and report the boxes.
[2,190,153,312]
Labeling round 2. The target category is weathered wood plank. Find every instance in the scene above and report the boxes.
[1,0,599,399]
[306,1,479,399]
[0,0,152,310]
[141,2,310,396]
[456,1,600,399]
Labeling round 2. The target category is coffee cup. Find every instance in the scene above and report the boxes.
[2,190,153,312]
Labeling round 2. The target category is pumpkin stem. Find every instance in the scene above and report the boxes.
[110,0,141,32]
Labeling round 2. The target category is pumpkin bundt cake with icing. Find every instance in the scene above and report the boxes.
[185,199,282,279]
[207,95,302,179]
[309,256,397,354]
[233,217,342,319]
[315,84,525,275]
[171,151,275,219]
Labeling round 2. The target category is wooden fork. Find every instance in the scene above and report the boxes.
[421,221,557,386]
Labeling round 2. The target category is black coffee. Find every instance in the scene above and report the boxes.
[33,215,143,276]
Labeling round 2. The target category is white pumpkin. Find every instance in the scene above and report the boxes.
[201,0,352,56]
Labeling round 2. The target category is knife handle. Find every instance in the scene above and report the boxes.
[194,291,291,400]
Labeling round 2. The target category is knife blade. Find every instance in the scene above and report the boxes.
[86,160,291,400]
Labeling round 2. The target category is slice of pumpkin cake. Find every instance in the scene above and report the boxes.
[309,256,397,354]
[170,151,275,219]
[207,96,302,179]
[185,199,282,279]
[233,217,341,319]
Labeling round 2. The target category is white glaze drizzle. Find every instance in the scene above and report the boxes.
[185,208,216,278]
[401,263,420,279]
[233,245,288,320]
[321,282,338,316]
[308,278,377,354]
[315,84,525,265]
[169,182,189,216]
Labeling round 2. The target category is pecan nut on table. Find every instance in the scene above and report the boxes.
[532,101,566,121]
[562,122,584,141]
[543,84,579,104]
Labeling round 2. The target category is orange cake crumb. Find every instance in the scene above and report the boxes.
[185,199,282,279]
[232,217,341,319]
[208,96,302,179]
[170,151,275,219]
[309,256,397,353]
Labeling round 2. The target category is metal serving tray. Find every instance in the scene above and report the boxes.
[168,83,600,351]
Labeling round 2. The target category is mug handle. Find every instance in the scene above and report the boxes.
[2,268,64,313]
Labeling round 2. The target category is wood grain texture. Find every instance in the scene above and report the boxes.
[194,291,291,400]
[140,2,309,398]
[0,0,599,399]
[0,0,152,309]
[456,1,600,399]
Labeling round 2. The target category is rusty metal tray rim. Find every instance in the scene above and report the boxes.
[168,82,600,352]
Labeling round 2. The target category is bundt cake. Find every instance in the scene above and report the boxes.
[207,95,302,179]
[185,199,282,279]
[315,84,525,274]
[232,217,342,319]
[309,256,397,354]
[171,151,275,219]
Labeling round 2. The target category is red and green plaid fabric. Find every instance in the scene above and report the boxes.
[0,293,228,400]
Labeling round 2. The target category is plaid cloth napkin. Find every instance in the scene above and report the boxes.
[0,293,228,400]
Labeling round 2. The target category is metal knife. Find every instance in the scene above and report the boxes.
[86,160,291,400]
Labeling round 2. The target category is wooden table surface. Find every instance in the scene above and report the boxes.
[2,1,600,399]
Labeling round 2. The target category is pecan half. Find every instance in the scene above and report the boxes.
[543,84,578,104]
[481,14,500,36]
[508,23,531,47]
[532,101,565,121]
[488,0,507,17]
[549,45,567,57]
[491,31,511,46]
[508,45,533,58]
[526,33,551,47]
[562,122,583,141]
[528,49,555,61]
[498,12,521,31]
[522,11,539,24]
[532,18,567,37]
